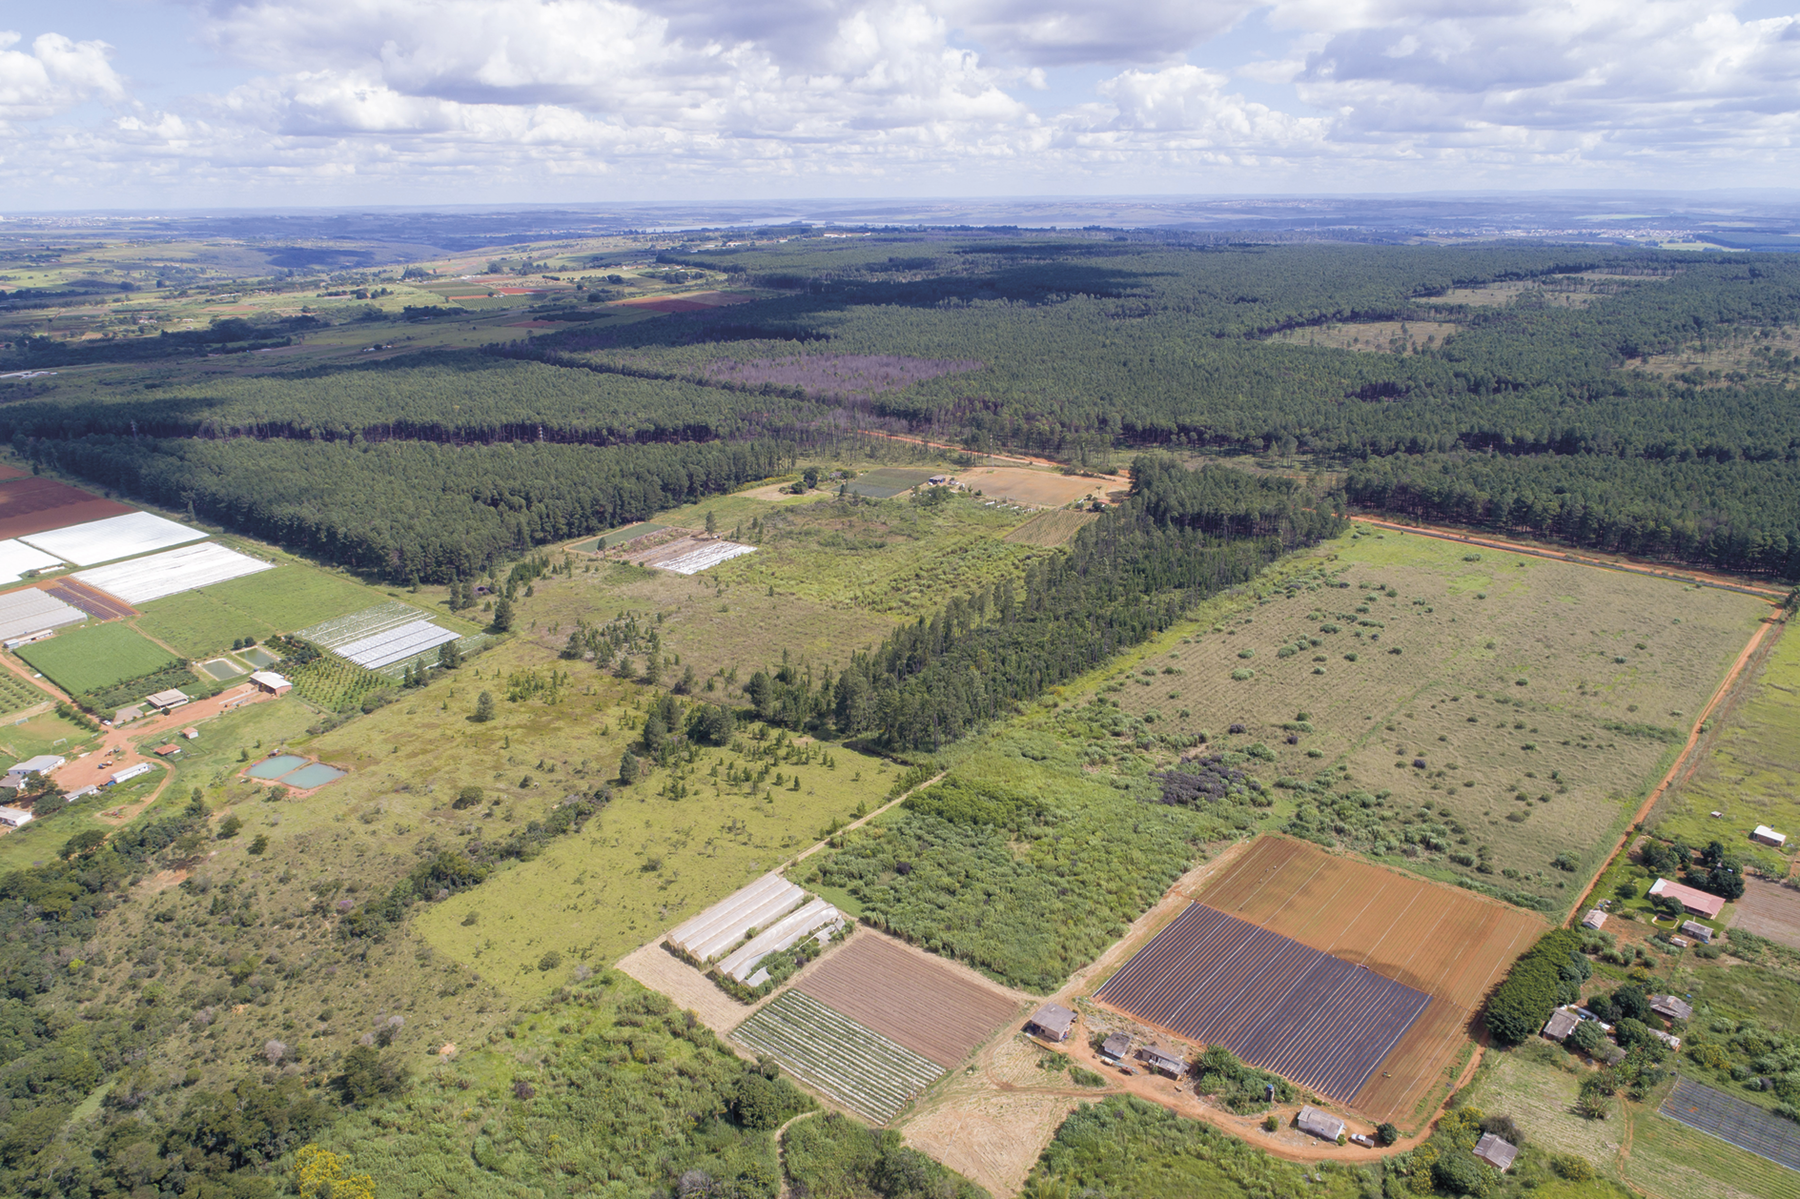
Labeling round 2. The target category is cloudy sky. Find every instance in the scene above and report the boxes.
[3,0,1798,208]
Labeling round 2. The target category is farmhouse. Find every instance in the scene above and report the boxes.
[1679,919,1714,944]
[1648,877,1727,920]
[1026,1003,1077,1043]
[145,688,190,711]
[1581,908,1607,929]
[1650,994,1694,1023]
[1542,1009,1581,1041]
[1138,1043,1185,1078]
[1753,825,1787,848]
[1099,1033,1132,1062]
[1297,1106,1345,1142]
[1473,1133,1518,1171]
[0,806,33,827]
[250,671,293,695]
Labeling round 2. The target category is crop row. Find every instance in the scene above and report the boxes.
[732,991,942,1124]
[298,600,427,650]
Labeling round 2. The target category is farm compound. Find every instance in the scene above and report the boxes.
[1116,834,1546,1122]
[21,511,204,566]
[74,542,274,605]
[1096,903,1432,1104]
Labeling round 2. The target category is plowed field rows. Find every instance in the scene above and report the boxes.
[796,933,1019,1068]
[0,478,132,540]
[1095,904,1432,1103]
[1195,835,1545,1121]
[732,990,943,1124]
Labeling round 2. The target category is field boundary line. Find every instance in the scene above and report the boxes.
[1347,514,1788,600]
[1567,613,1785,924]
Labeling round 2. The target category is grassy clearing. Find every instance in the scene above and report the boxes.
[1654,622,1800,875]
[134,562,381,658]
[17,623,179,695]
[1003,509,1099,547]
[1107,528,1766,904]
[1629,1107,1798,1199]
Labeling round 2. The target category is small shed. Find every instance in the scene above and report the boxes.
[1650,994,1694,1023]
[0,806,33,828]
[249,671,293,695]
[1649,1028,1682,1051]
[181,727,199,740]
[1026,1003,1077,1043]
[153,743,181,758]
[1581,908,1608,929]
[1753,825,1787,848]
[110,762,153,786]
[1678,920,1714,944]
[1542,1009,1581,1041]
[1297,1106,1345,1142]
[1099,1033,1132,1062]
[1473,1133,1517,1171]
[1138,1044,1185,1078]
[145,688,191,711]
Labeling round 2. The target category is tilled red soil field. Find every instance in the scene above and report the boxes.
[0,478,132,541]
[796,933,1022,1068]
[1195,835,1545,1122]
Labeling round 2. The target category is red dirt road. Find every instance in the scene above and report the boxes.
[50,683,276,800]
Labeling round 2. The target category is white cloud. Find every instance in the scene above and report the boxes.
[3,0,1800,203]
[0,31,128,122]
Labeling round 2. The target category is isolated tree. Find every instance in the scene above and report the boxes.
[473,691,496,723]
[643,653,663,686]
[618,751,640,785]
[438,639,462,670]
[704,509,717,535]
[217,814,243,840]
[491,594,514,632]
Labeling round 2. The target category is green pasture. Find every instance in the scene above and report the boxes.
[1102,528,1767,906]
[0,709,100,770]
[17,623,180,695]
[1654,622,1800,875]
[134,562,387,658]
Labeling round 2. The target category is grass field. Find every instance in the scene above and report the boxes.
[1003,509,1099,547]
[134,561,392,658]
[17,623,180,695]
[1110,528,1768,904]
[1653,621,1800,875]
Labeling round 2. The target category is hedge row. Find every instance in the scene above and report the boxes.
[1484,928,1586,1044]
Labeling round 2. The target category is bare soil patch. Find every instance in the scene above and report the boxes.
[617,941,759,1038]
[615,290,757,314]
[797,931,1025,1068]
[960,466,1110,508]
[0,477,132,540]
[1730,878,1800,950]
[45,578,135,620]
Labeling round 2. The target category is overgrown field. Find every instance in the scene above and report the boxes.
[18,621,180,694]
[1653,621,1800,870]
[1107,528,1767,905]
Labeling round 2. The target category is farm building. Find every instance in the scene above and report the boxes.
[109,762,153,786]
[250,671,293,695]
[0,806,33,828]
[1542,1009,1581,1041]
[1099,1033,1132,1062]
[1649,1028,1682,1051]
[1138,1044,1185,1078]
[145,688,190,711]
[1650,995,1695,1023]
[153,744,181,758]
[1753,825,1787,848]
[1581,908,1608,929]
[1297,1106,1345,1142]
[181,727,198,740]
[1027,1004,1077,1042]
[1648,877,1727,920]
[1473,1133,1517,1171]
[1679,919,1714,944]
[6,754,64,782]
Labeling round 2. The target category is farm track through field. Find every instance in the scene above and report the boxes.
[1570,613,1786,923]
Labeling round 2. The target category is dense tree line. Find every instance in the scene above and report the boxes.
[1484,929,1589,1044]
[740,459,1343,750]
[23,437,795,582]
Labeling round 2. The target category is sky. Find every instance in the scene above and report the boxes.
[1,0,1798,209]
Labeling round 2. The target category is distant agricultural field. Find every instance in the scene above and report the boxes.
[1003,509,1098,547]
[846,468,937,498]
[18,623,179,695]
[0,672,48,718]
[134,562,389,658]
[74,542,273,604]
[1117,529,1768,902]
